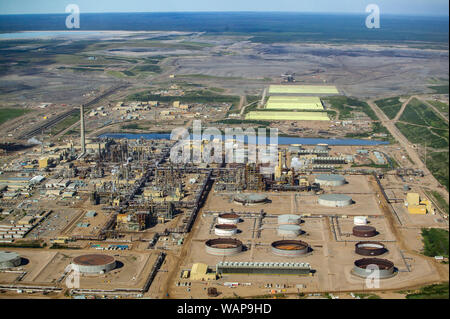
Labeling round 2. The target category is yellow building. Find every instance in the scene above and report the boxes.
[38,157,49,168]
[406,192,429,215]
[116,214,129,224]
[190,263,216,281]
[173,101,180,108]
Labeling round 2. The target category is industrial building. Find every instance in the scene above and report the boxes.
[189,263,217,281]
[405,193,431,215]
[0,251,22,269]
[216,261,311,276]
[71,254,116,274]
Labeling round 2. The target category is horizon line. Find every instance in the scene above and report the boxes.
[0,11,448,18]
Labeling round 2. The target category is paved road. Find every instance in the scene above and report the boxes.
[367,99,447,196]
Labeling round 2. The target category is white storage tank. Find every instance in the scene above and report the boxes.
[354,216,368,225]
[278,214,301,225]
[214,224,238,236]
[277,224,302,237]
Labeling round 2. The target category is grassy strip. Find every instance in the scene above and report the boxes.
[374,97,403,119]
[0,108,31,126]
[425,190,449,215]
[429,85,449,94]
[49,114,80,136]
[425,151,449,192]
[405,283,449,299]
[421,228,449,257]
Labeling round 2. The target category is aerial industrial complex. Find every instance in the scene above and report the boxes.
[0,24,448,300]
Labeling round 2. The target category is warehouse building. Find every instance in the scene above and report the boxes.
[246,111,330,121]
[216,261,311,276]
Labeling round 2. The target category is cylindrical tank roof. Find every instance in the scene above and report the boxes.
[278,214,301,225]
[353,226,377,237]
[353,258,395,279]
[318,194,352,207]
[277,224,302,237]
[0,251,21,269]
[315,174,346,184]
[355,241,387,256]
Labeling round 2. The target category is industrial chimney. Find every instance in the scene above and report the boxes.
[80,104,86,154]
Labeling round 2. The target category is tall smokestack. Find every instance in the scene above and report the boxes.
[80,104,86,154]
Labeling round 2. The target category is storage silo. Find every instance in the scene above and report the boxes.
[277,224,302,237]
[318,194,352,207]
[0,251,22,269]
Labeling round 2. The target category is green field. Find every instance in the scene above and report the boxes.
[400,98,448,130]
[426,151,449,191]
[427,100,449,116]
[421,228,449,257]
[246,111,330,121]
[374,97,403,119]
[269,85,339,95]
[395,122,448,149]
[322,96,378,120]
[0,108,31,126]
[405,283,449,299]
[429,84,449,94]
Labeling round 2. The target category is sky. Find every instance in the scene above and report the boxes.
[0,0,448,16]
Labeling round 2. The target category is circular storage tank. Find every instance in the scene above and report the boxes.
[355,242,387,256]
[0,251,22,269]
[217,212,240,225]
[234,194,268,205]
[318,194,352,207]
[315,174,346,187]
[205,238,243,256]
[271,240,309,257]
[277,224,302,238]
[214,224,238,237]
[353,258,395,279]
[71,254,116,274]
[353,226,377,238]
[278,214,301,225]
[354,216,368,226]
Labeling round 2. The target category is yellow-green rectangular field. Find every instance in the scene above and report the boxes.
[246,111,330,121]
[266,96,323,110]
[268,85,339,95]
